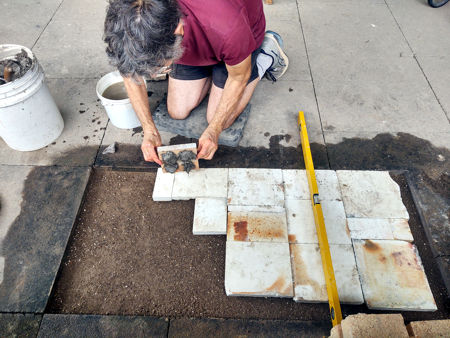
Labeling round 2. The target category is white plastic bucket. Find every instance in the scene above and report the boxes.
[96,71,143,129]
[0,44,64,151]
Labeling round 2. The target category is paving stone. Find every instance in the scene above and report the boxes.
[225,241,293,297]
[227,209,288,243]
[353,239,437,311]
[341,314,409,338]
[172,168,228,200]
[337,171,409,219]
[290,244,364,304]
[168,317,331,338]
[227,205,285,213]
[193,198,227,235]
[286,200,351,245]
[152,168,175,202]
[0,166,91,312]
[157,143,199,173]
[390,218,413,242]
[228,168,284,207]
[0,313,42,338]
[316,170,342,201]
[282,169,309,200]
[347,218,394,240]
[407,319,450,338]
[38,314,168,338]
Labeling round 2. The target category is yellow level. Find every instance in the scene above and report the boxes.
[298,111,342,327]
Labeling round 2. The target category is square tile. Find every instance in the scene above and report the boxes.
[193,198,227,235]
[390,219,414,242]
[152,168,174,202]
[286,200,351,245]
[316,170,342,201]
[225,241,293,297]
[337,171,409,219]
[347,218,394,240]
[227,210,288,243]
[228,169,284,207]
[290,244,364,304]
[353,240,437,311]
[172,168,228,200]
[282,170,309,200]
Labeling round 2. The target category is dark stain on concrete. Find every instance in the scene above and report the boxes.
[131,126,143,137]
[0,314,42,337]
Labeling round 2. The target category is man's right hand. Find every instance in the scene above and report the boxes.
[141,130,163,165]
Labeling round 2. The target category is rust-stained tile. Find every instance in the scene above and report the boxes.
[172,168,228,200]
[353,239,436,311]
[193,198,227,235]
[225,241,293,297]
[227,209,288,243]
[290,244,364,304]
[316,170,342,201]
[282,169,309,200]
[286,199,351,245]
[337,171,409,219]
[228,169,284,207]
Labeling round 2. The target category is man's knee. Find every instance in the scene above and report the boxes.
[167,104,192,120]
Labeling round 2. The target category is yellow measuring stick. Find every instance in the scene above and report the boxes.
[298,111,342,326]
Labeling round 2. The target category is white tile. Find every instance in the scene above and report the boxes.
[285,200,351,245]
[390,219,414,242]
[290,244,364,304]
[353,240,436,311]
[152,168,174,202]
[228,169,284,207]
[347,218,394,240]
[316,170,342,201]
[157,143,199,173]
[337,171,409,219]
[225,241,293,297]
[282,169,310,200]
[172,168,228,200]
[193,198,227,235]
[227,205,285,213]
[227,210,288,243]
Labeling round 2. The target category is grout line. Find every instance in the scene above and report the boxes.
[295,0,332,169]
[31,0,66,50]
[384,0,450,124]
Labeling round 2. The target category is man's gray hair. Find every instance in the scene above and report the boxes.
[104,0,182,79]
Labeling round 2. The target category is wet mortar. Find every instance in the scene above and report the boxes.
[0,49,33,85]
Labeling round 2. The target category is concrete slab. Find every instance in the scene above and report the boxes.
[0,313,42,338]
[225,241,293,297]
[227,210,288,243]
[227,205,285,213]
[353,239,437,311]
[152,168,174,202]
[407,319,450,338]
[316,170,342,201]
[38,314,168,338]
[347,218,395,240]
[0,78,107,166]
[172,168,228,200]
[0,166,91,312]
[168,317,331,338]
[283,169,309,200]
[337,170,409,219]
[193,198,227,235]
[386,0,450,57]
[299,1,411,58]
[228,168,284,207]
[32,0,113,78]
[0,0,63,48]
[290,243,364,304]
[308,54,449,136]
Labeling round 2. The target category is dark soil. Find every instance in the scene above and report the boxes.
[47,169,449,321]
[0,49,33,85]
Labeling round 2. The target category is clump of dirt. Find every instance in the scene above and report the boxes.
[0,49,33,85]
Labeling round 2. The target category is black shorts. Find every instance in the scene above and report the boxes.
[170,48,261,89]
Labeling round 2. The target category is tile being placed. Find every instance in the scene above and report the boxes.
[193,198,227,235]
[290,244,364,304]
[353,240,437,311]
[228,169,284,207]
[157,143,199,173]
[337,171,409,219]
[316,170,342,201]
[285,200,351,245]
[282,170,309,200]
[225,241,293,297]
[227,209,288,243]
[172,168,228,200]
[152,168,174,202]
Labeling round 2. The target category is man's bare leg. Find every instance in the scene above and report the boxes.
[167,76,212,119]
[206,77,259,129]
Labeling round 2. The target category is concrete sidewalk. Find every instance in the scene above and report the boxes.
[0,0,449,336]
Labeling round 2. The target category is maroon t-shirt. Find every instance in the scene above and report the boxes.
[176,0,266,66]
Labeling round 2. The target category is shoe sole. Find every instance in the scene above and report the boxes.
[264,34,289,79]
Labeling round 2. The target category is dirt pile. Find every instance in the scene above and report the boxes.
[0,49,33,85]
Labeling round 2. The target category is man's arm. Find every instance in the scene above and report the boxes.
[123,76,162,165]
[197,55,252,160]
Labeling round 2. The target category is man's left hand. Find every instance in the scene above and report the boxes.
[197,127,220,160]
